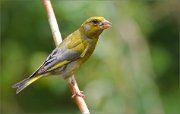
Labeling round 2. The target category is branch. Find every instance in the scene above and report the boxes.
[42,0,62,46]
[42,0,90,114]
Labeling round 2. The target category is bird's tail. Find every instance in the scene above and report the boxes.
[12,75,43,94]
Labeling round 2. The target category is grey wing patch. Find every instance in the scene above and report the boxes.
[30,48,81,77]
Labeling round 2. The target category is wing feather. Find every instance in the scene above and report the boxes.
[29,48,81,78]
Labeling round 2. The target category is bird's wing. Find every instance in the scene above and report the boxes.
[30,47,82,78]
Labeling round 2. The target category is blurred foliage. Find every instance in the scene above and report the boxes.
[0,0,179,114]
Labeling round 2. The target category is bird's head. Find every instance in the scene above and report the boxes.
[80,17,111,38]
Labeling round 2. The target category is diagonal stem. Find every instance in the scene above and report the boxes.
[42,0,90,114]
[42,0,62,46]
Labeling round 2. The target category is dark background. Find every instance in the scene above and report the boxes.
[1,0,179,114]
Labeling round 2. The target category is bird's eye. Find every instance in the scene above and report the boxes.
[92,20,99,24]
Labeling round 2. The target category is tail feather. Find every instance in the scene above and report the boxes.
[12,75,42,94]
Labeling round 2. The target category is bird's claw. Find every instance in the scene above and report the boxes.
[72,91,85,99]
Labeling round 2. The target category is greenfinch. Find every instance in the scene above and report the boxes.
[12,16,111,95]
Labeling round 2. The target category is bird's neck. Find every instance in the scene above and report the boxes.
[79,26,103,39]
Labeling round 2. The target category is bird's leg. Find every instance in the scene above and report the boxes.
[67,76,85,99]
[71,90,85,99]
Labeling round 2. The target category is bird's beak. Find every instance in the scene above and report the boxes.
[100,19,112,29]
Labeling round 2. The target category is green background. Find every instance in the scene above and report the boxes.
[1,0,179,114]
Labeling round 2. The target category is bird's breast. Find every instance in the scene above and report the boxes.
[77,41,97,64]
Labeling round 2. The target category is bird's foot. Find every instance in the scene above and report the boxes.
[72,91,85,99]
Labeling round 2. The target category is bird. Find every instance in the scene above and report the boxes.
[12,16,111,97]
